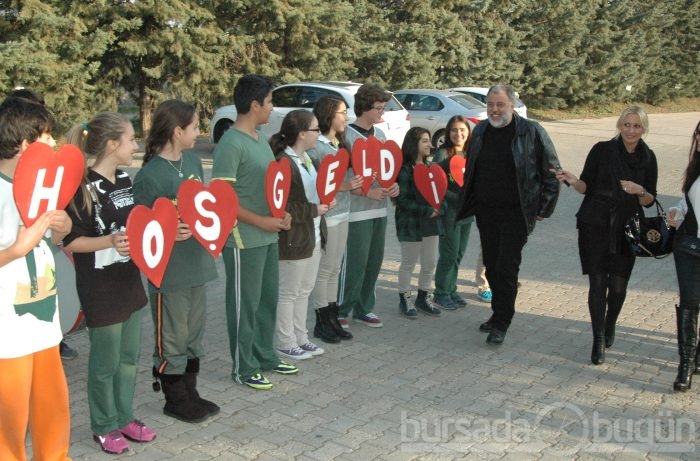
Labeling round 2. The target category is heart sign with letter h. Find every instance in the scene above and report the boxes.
[449,155,467,187]
[265,156,291,218]
[413,163,448,210]
[126,197,179,288]
[13,142,85,226]
[316,148,349,206]
[177,179,239,258]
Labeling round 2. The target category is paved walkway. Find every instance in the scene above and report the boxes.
[56,113,700,460]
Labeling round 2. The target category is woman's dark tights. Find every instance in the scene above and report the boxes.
[588,273,629,336]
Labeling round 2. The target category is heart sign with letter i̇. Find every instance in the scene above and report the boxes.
[13,142,85,226]
[126,197,179,288]
[350,137,380,195]
[316,148,349,205]
[177,179,239,258]
[449,155,467,187]
[414,163,448,210]
[374,138,403,189]
[265,156,291,218]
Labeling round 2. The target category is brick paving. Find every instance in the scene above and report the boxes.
[54,112,700,460]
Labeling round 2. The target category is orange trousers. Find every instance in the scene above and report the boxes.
[0,345,71,461]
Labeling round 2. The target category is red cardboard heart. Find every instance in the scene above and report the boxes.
[316,148,349,205]
[265,156,291,218]
[13,142,85,226]
[414,163,448,210]
[126,197,179,288]
[449,155,467,187]
[350,137,379,195]
[374,138,403,188]
[177,179,239,258]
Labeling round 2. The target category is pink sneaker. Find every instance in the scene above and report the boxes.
[338,317,349,329]
[119,419,157,443]
[93,430,129,454]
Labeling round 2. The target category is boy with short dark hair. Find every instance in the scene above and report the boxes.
[0,96,73,461]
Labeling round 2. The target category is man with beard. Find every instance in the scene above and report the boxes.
[458,84,560,345]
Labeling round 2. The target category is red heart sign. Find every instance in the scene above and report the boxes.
[177,179,239,258]
[350,137,380,195]
[316,148,349,205]
[374,138,403,189]
[126,197,179,288]
[265,156,291,218]
[413,163,448,209]
[13,142,85,226]
[449,155,467,187]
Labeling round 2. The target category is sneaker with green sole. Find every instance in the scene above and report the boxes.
[244,373,272,390]
[273,361,299,374]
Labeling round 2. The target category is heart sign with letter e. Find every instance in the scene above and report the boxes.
[177,179,238,258]
[265,156,291,218]
[414,163,448,210]
[316,148,349,205]
[126,197,179,288]
[449,155,467,187]
[13,142,85,226]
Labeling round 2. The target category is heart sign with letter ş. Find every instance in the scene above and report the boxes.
[414,163,448,210]
[265,156,291,218]
[449,155,467,187]
[350,136,402,195]
[177,179,239,258]
[126,197,179,288]
[13,142,85,226]
[316,148,349,206]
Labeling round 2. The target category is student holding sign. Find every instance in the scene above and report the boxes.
[337,84,400,329]
[308,96,361,343]
[133,100,218,422]
[0,97,73,461]
[63,113,155,454]
[395,127,445,318]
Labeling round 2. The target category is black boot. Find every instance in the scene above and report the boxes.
[604,314,618,349]
[160,373,210,423]
[414,290,441,316]
[591,335,605,365]
[399,293,417,318]
[695,322,700,375]
[314,307,341,343]
[184,358,220,416]
[674,306,697,392]
[327,302,353,340]
[588,275,607,365]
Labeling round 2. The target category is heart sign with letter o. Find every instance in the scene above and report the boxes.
[350,137,380,195]
[374,138,403,189]
[414,163,448,210]
[126,197,179,288]
[265,156,291,218]
[449,155,467,187]
[316,148,349,205]
[13,142,85,226]
[177,179,238,258]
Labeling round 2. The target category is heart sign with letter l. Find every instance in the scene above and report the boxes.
[13,142,85,226]
[449,155,467,187]
[374,138,403,189]
[177,179,239,258]
[414,163,448,210]
[126,197,179,288]
[265,156,291,218]
[350,137,380,195]
[316,148,349,206]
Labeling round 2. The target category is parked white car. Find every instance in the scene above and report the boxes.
[450,86,528,119]
[210,81,411,146]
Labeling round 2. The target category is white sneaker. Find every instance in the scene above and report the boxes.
[277,346,312,360]
[300,342,324,356]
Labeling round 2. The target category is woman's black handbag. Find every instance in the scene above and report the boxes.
[624,199,675,258]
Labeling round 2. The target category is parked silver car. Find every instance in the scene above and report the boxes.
[450,86,528,119]
[210,81,411,146]
[393,89,487,147]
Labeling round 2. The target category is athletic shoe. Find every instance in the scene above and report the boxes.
[59,340,78,360]
[273,361,299,374]
[477,289,493,303]
[337,317,350,329]
[300,342,324,356]
[119,419,156,443]
[244,374,272,390]
[355,313,383,327]
[93,430,129,454]
[432,295,457,310]
[277,346,312,360]
[450,294,467,308]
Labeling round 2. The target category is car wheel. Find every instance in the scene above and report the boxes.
[213,119,234,143]
[432,129,446,149]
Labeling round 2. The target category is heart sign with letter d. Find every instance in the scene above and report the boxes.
[177,179,238,258]
[126,197,179,288]
[13,142,85,226]
[375,138,403,188]
[316,148,349,205]
[265,157,291,218]
[414,163,448,209]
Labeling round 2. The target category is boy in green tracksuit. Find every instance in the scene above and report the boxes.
[212,74,296,390]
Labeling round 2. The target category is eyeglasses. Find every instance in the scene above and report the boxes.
[306,128,321,132]
[336,110,348,115]
[372,105,386,113]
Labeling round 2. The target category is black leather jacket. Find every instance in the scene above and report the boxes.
[457,114,561,234]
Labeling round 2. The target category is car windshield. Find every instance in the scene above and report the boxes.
[449,94,485,110]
